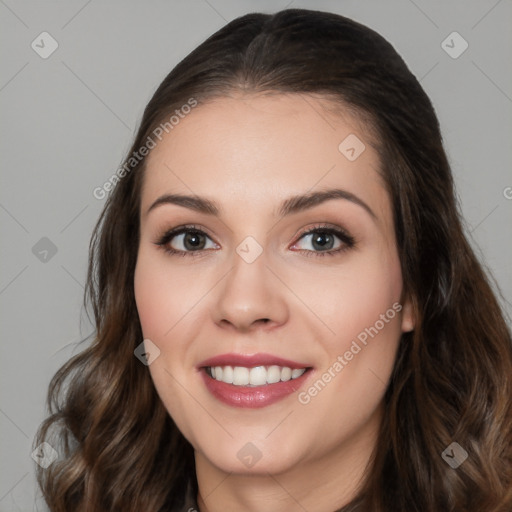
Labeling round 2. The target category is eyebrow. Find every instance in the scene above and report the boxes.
[145,188,376,220]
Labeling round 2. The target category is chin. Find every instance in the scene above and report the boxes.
[194,434,307,476]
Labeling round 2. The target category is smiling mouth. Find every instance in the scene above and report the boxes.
[204,365,310,386]
[198,353,314,407]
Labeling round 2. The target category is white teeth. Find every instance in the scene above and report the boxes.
[291,368,305,379]
[207,365,307,386]
[232,366,249,385]
[281,367,292,382]
[267,365,281,384]
[249,366,267,386]
[222,365,233,384]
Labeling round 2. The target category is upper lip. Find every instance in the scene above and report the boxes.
[198,353,312,370]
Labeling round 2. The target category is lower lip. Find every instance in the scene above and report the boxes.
[201,369,312,408]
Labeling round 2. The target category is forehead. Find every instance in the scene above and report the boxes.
[140,93,387,221]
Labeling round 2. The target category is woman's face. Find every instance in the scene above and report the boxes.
[134,93,415,477]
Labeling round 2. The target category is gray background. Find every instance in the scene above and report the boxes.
[1,0,511,510]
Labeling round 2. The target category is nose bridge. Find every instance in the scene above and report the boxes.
[211,235,288,330]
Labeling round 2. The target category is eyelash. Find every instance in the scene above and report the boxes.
[153,223,356,259]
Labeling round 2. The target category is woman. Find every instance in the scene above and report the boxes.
[34,8,512,512]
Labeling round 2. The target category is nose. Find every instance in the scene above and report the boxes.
[211,250,289,333]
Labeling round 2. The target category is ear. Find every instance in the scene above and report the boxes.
[400,296,416,333]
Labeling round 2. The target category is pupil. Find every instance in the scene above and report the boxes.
[313,232,333,251]
[184,231,204,250]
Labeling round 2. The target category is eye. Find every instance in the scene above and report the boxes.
[290,224,355,257]
[154,223,356,258]
[154,225,218,257]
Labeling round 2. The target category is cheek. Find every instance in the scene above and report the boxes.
[134,254,197,435]
[134,256,167,338]
[332,253,402,379]
[134,250,198,340]
[308,247,404,410]
[311,247,403,348]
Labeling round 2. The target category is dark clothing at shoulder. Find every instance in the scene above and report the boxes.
[170,478,199,512]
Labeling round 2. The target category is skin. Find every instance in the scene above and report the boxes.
[134,93,415,512]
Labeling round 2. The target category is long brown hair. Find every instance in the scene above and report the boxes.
[34,9,512,511]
